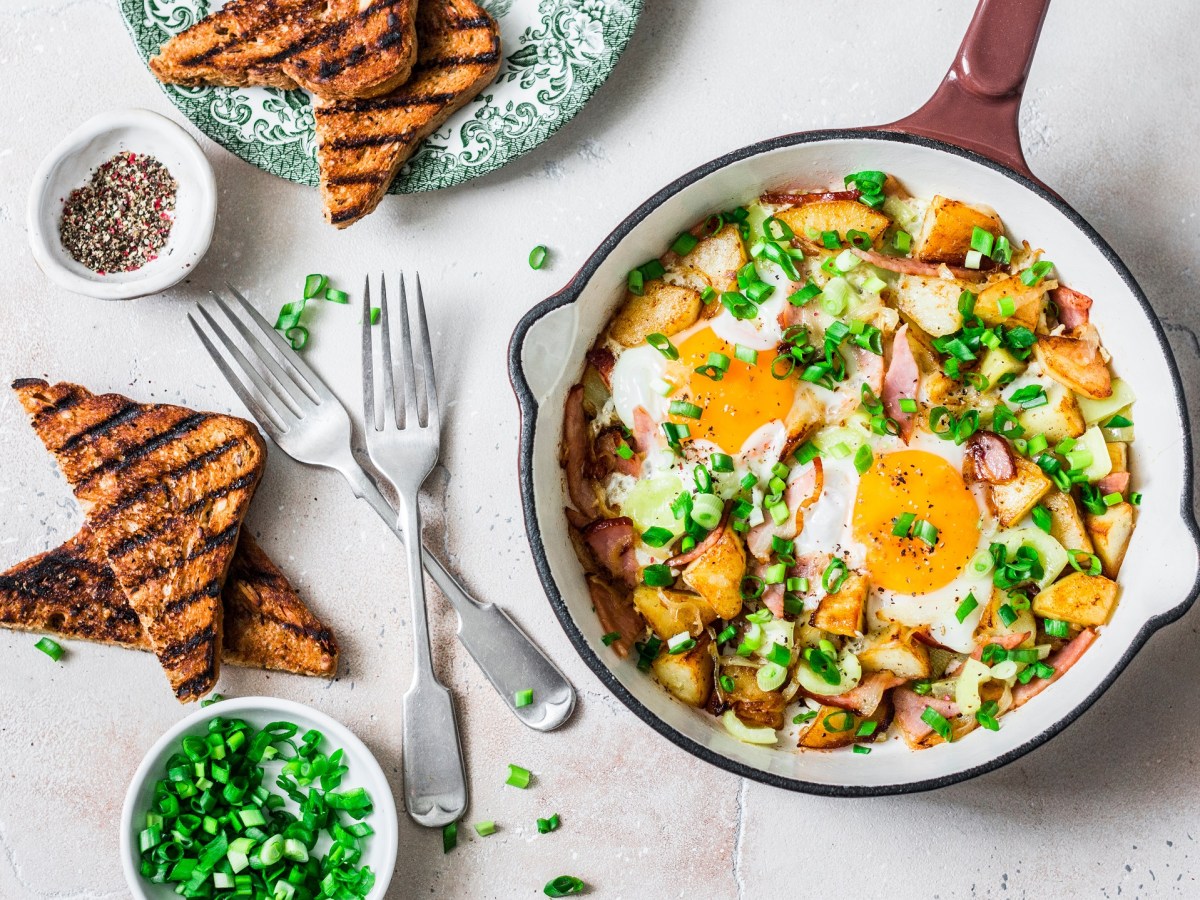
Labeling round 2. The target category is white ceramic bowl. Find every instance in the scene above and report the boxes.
[27,109,216,300]
[120,697,397,898]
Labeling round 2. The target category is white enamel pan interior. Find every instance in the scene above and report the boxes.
[509,129,1200,795]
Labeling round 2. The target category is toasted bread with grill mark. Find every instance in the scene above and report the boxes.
[149,0,419,102]
[0,530,338,677]
[13,379,266,701]
[314,0,502,227]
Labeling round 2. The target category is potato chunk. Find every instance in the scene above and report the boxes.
[856,625,931,679]
[723,664,786,728]
[1034,334,1113,400]
[974,275,1046,329]
[776,200,891,246]
[608,279,700,348]
[632,586,718,641]
[914,196,1004,265]
[988,456,1053,527]
[1042,491,1093,555]
[652,634,713,707]
[1085,502,1135,578]
[896,274,968,337]
[810,571,868,636]
[682,527,747,619]
[1016,381,1086,443]
[1032,572,1119,626]
[798,703,888,750]
[674,223,746,293]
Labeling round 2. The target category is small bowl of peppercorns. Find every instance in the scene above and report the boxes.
[27,108,216,300]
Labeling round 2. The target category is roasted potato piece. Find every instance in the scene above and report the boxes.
[1107,441,1128,474]
[1032,572,1119,626]
[776,199,891,246]
[1085,502,1135,578]
[1016,381,1086,443]
[856,625,931,679]
[1034,334,1113,400]
[895,273,967,337]
[914,195,1003,265]
[988,456,1053,527]
[723,664,786,728]
[672,223,746,293]
[810,571,868,636]
[608,279,701,348]
[782,385,826,457]
[977,587,1036,640]
[651,633,713,707]
[682,527,747,620]
[975,275,1047,329]
[631,586,718,640]
[979,346,1026,388]
[1042,491,1093,555]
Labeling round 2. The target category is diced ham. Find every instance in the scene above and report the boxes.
[593,428,640,478]
[746,459,824,561]
[970,631,1029,661]
[761,582,786,618]
[1013,628,1097,707]
[760,188,861,206]
[586,346,616,386]
[1052,286,1093,330]
[965,431,1017,484]
[582,517,639,588]
[852,346,885,396]
[849,247,982,279]
[586,576,641,658]
[633,406,664,455]
[564,385,600,519]
[564,506,592,530]
[820,671,907,717]
[1096,472,1130,496]
[883,324,920,442]
[893,688,960,744]
[666,512,728,567]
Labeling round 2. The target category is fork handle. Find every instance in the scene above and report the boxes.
[345,467,577,732]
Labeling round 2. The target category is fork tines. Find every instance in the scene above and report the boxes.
[362,273,439,433]
[188,284,332,440]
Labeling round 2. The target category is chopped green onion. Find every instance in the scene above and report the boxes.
[615,442,633,460]
[303,274,328,299]
[920,706,953,742]
[671,232,699,256]
[1103,491,1123,507]
[642,564,674,588]
[1020,260,1055,286]
[369,307,380,325]
[668,400,703,419]
[893,230,912,253]
[1009,384,1048,409]
[641,527,674,548]
[601,632,621,647]
[955,593,979,624]
[695,351,731,380]
[789,281,822,306]
[822,559,849,593]
[853,443,873,475]
[820,230,841,250]
[1103,414,1133,428]
[1032,505,1052,533]
[274,300,304,331]
[1131,492,1143,506]
[285,326,309,351]
[970,226,995,256]
[852,744,872,755]
[646,333,679,360]
[719,674,735,692]
[627,268,644,295]
[892,512,916,537]
[537,813,562,834]
[324,288,349,305]
[514,689,534,708]
[1068,549,1103,576]
[529,245,549,269]
[765,643,792,667]
[34,637,64,661]
[899,398,917,414]
[474,821,497,837]
[506,764,532,789]
[735,344,759,365]
[1044,618,1070,639]
[710,452,734,473]
[913,519,939,547]
[976,701,1001,732]
[443,822,457,853]
[545,876,586,897]
[998,603,1019,627]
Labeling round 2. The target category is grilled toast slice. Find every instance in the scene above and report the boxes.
[0,530,338,677]
[314,0,502,227]
[149,0,419,102]
[13,379,266,701]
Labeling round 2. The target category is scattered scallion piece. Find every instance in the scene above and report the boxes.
[474,821,497,837]
[324,288,349,304]
[920,706,953,742]
[1044,618,1070,639]
[671,232,699,256]
[545,876,586,897]
[536,813,562,834]
[369,307,381,325]
[200,693,224,708]
[514,689,534,708]
[303,274,328,299]
[955,593,979,624]
[505,764,532,789]
[891,512,916,537]
[529,245,549,269]
[34,637,63,661]
[912,519,939,547]
[646,333,679,361]
[443,822,457,853]
[898,398,917,414]
[285,325,309,351]
[1032,505,1052,534]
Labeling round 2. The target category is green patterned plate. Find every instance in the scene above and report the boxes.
[119,0,641,193]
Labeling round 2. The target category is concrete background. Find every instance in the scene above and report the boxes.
[1,1,1198,897]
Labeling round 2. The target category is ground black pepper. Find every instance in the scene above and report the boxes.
[58,152,177,275]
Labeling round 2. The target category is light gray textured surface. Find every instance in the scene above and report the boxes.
[1,1,1198,898]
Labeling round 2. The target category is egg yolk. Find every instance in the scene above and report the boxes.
[669,328,793,454]
[852,450,980,595]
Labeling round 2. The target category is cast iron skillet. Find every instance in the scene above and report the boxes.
[508,0,1200,795]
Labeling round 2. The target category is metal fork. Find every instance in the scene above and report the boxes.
[361,273,465,828]
[187,287,576,736]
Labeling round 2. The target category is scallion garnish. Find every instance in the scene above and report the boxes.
[443,822,458,853]
[891,512,916,537]
[641,564,673,587]
[1020,260,1055,286]
[285,325,309,351]
[970,226,995,257]
[1009,384,1048,409]
[601,632,621,646]
[514,689,534,708]
[545,876,586,897]
[822,559,849,593]
[710,452,734,473]
[913,519,939,547]
[1044,618,1070,639]
[975,701,1001,731]
[789,280,822,306]
[898,398,918,414]
[955,593,979,624]
[734,344,759,365]
[646,333,679,360]
[474,821,497,837]
[669,400,703,419]
[505,764,532,789]
[1032,505,1052,533]
[34,636,64,661]
[853,443,873,475]
[1068,549,1103,576]
[695,351,731,380]
[369,307,380,325]
[303,274,328,299]
[716,625,737,645]
[528,245,549,269]
[537,813,562,834]
[671,232,699,256]
[920,706,953,742]
[324,288,349,304]
[998,603,1019,627]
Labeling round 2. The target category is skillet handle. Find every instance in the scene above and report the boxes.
[882,0,1052,186]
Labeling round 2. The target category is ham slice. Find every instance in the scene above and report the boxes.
[1096,472,1130,496]
[586,346,616,386]
[883,324,920,442]
[965,431,1017,484]
[820,671,907,717]
[760,188,861,206]
[761,583,786,618]
[1052,286,1093,330]
[893,688,960,744]
[666,512,728,567]
[582,517,639,588]
[1013,628,1097,706]
[746,459,824,562]
[633,406,664,455]
[586,576,641,658]
[594,428,640,479]
[564,385,600,519]
[849,247,981,279]
[852,346,885,396]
